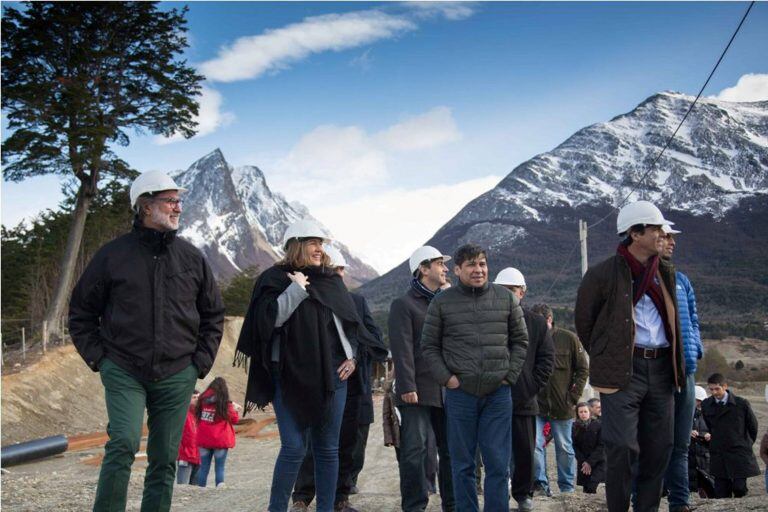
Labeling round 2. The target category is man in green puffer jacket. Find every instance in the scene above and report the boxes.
[421,243,529,512]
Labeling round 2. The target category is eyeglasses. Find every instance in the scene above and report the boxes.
[153,197,183,207]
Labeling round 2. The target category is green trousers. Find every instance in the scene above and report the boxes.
[93,358,197,512]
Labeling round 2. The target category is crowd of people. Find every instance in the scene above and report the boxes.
[68,170,766,512]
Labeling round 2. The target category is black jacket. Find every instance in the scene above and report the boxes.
[512,308,554,416]
[701,392,760,479]
[69,222,225,381]
[351,292,385,424]
[388,287,444,408]
[688,407,710,488]
[421,282,529,398]
[573,419,606,486]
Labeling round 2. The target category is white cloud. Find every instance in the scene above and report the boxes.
[712,73,768,102]
[407,2,475,21]
[269,106,462,204]
[376,106,461,151]
[199,10,416,83]
[313,175,501,273]
[155,85,235,145]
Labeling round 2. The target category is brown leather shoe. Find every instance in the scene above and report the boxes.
[334,500,359,512]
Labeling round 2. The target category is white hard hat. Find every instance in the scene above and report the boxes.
[694,385,707,402]
[409,246,451,275]
[494,267,526,287]
[616,201,675,235]
[323,244,348,268]
[662,224,681,235]
[130,170,187,210]
[282,219,329,249]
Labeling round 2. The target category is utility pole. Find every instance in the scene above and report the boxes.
[579,219,589,276]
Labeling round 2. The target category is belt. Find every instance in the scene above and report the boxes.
[633,346,670,359]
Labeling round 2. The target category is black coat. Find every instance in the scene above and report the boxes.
[388,287,444,408]
[701,392,760,479]
[350,292,386,424]
[572,419,606,487]
[688,407,710,490]
[511,309,554,416]
[69,221,225,380]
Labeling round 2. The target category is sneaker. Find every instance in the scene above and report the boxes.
[349,485,360,495]
[532,484,551,498]
[334,500,359,512]
[215,482,226,489]
[290,501,309,512]
[516,497,534,512]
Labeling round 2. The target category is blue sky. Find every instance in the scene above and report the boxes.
[2,2,767,272]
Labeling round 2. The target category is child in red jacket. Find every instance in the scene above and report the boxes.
[176,389,201,484]
[196,377,240,487]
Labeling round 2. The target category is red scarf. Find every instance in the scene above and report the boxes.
[617,244,673,344]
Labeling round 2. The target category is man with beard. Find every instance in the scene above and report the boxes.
[389,246,456,512]
[70,170,225,512]
[575,201,685,512]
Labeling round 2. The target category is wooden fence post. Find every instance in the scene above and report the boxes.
[42,321,48,354]
[22,327,26,362]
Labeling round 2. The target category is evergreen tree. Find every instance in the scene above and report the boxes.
[2,2,204,335]
[222,267,261,317]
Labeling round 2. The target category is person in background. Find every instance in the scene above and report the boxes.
[701,373,760,498]
[494,268,555,512]
[196,378,240,488]
[587,398,601,419]
[659,225,704,512]
[177,390,201,485]
[531,303,588,498]
[572,402,605,494]
[688,386,711,497]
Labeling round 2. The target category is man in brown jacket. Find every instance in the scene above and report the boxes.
[575,201,685,512]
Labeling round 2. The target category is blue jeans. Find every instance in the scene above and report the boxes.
[533,416,576,493]
[268,374,347,512]
[176,461,197,484]
[197,448,228,487]
[664,373,696,507]
[444,385,512,512]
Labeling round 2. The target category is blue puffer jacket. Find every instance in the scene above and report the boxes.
[675,271,703,375]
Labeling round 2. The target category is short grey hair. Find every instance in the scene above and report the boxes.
[135,194,153,220]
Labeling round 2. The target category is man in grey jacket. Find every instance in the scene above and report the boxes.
[422,244,529,512]
[389,246,455,512]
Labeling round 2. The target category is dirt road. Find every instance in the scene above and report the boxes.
[2,391,767,511]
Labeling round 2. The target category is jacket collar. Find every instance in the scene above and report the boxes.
[457,280,490,296]
[132,217,177,253]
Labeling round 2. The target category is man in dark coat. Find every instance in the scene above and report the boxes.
[69,171,225,512]
[701,373,760,498]
[575,201,685,512]
[388,245,455,512]
[494,268,555,512]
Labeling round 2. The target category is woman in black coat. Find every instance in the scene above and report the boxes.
[688,387,712,496]
[572,403,605,493]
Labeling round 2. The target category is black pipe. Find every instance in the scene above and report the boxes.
[1,435,68,467]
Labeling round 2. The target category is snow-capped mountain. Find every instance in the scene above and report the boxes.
[172,149,378,287]
[360,92,768,322]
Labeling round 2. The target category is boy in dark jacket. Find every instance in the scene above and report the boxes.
[701,373,760,498]
[573,403,605,494]
[688,386,712,497]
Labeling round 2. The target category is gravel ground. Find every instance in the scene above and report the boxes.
[2,392,766,512]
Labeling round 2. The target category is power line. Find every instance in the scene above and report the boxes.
[540,1,756,300]
[587,0,756,231]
